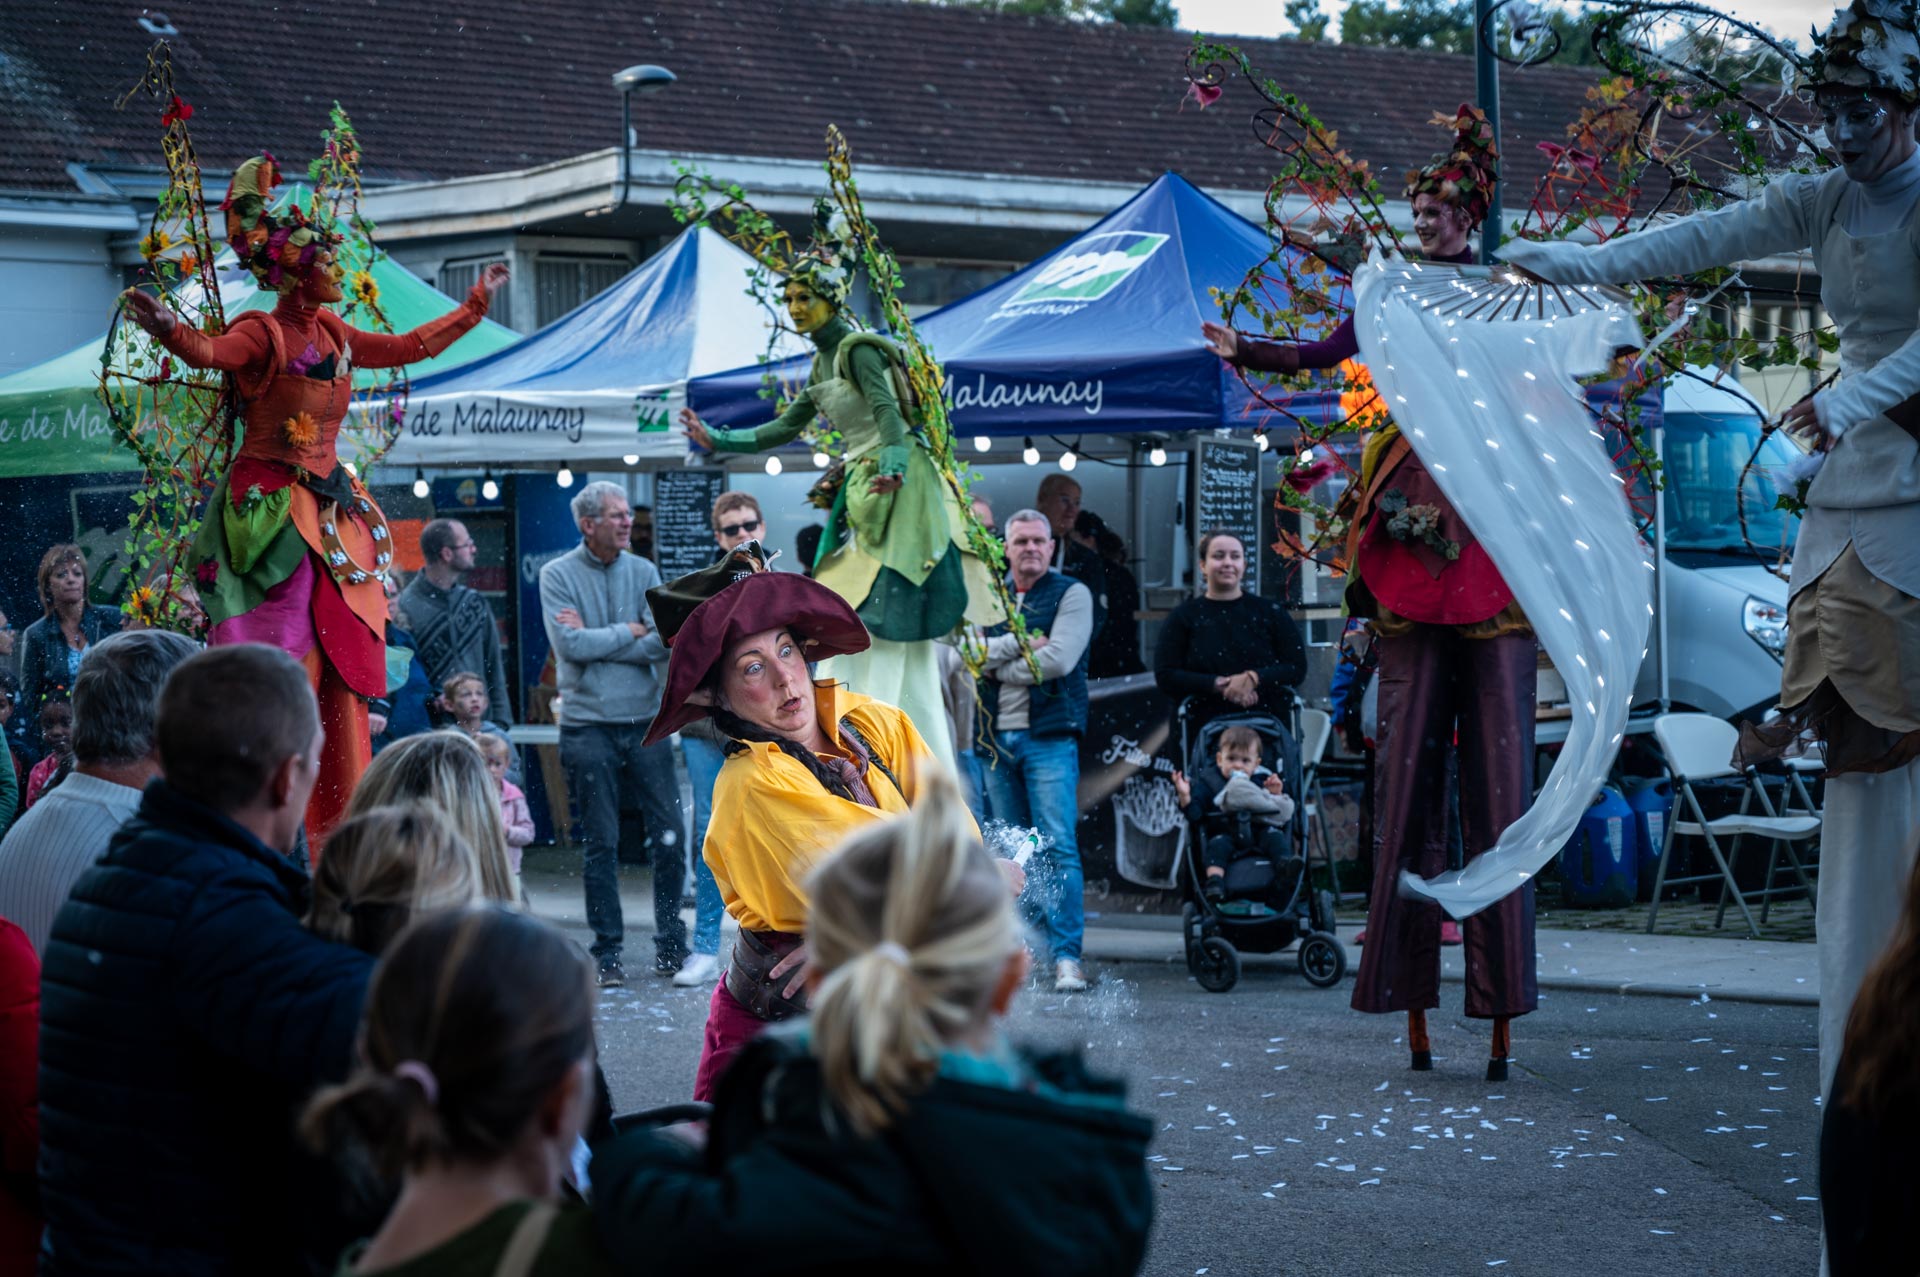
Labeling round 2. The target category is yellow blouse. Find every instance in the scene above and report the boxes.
[702,684,942,934]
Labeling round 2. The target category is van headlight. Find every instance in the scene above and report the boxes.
[1743,596,1787,658]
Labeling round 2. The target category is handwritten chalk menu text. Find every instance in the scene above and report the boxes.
[1192,437,1262,597]
[653,469,728,579]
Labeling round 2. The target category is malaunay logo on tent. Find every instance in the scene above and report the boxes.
[993,231,1169,319]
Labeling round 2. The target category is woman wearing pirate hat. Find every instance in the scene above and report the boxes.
[642,542,971,1100]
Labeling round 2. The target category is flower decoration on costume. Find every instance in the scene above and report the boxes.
[1183,79,1223,110]
[1380,491,1460,561]
[193,556,220,589]
[1805,0,1920,105]
[1404,104,1501,227]
[139,229,173,260]
[160,93,193,127]
[284,411,319,448]
[221,153,340,294]
[351,270,379,307]
[1284,455,1336,494]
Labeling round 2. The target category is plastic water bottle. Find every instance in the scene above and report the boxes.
[1014,830,1040,869]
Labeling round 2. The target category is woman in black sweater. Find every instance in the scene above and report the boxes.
[1154,531,1305,733]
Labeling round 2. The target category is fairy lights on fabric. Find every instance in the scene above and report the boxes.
[1351,255,1652,919]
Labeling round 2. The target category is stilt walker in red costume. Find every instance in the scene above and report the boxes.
[120,156,506,847]
[1204,108,1537,1080]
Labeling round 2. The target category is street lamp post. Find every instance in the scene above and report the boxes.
[1473,0,1503,262]
[612,63,676,208]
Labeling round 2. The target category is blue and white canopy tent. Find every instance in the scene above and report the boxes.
[376,226,808,467]
[687,172,1347,446]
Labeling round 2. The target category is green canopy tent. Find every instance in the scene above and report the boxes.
[0,249,517,480]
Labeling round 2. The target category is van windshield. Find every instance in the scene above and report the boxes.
[1660,412,1802,557]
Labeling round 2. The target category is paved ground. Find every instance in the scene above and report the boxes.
[539,864,1824,1277]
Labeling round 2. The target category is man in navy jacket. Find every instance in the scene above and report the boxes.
[37,643,375,1275]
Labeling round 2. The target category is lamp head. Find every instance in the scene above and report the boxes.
[613,64,676,94]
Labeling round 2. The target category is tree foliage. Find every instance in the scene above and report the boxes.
[930,0,1176,26]
[1284,0,1602,66]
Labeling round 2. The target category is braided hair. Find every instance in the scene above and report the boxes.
[706,698,859,803]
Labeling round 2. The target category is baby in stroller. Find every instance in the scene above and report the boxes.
[1172,725,1298,903]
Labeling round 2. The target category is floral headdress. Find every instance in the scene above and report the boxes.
[1404,104,1502,227]
[784,199,856,308]
[1804,0,1920,107]
[220,154,340,293]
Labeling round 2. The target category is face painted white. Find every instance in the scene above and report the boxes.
[1821,92,1918,182]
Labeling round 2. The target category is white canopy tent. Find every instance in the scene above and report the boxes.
[372,227,808,468]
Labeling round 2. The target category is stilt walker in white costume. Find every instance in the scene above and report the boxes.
[676,131,1013,769]
[1505,0,1920,1099]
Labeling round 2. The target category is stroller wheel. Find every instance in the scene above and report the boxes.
[1317,889,1338,934]
[1297,933,1347,989]
[1194,936,1241,993]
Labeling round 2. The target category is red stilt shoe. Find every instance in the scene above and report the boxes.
[1487,1014,1512,1082]
[1408,1009,1432,1072]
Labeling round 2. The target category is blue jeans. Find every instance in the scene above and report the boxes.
[681,733,729,957]
[562,722,687,964]
[956,749,989,827]
[983,731,1084,962]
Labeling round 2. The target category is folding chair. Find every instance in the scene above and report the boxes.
[1297,707,1334,879]
[1648,713,1821,936]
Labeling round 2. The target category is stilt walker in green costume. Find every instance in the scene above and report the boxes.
[676,130,1017,767]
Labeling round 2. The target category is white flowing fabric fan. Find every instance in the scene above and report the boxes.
[1351,254,1654,919]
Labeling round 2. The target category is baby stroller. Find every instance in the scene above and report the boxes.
[1177,698,1346,994]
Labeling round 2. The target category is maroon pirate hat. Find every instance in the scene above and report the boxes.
[642,541,870,745]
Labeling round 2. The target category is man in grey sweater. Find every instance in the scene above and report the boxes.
[539,480,687,986]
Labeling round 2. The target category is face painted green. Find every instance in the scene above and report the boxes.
[783,280,835,334]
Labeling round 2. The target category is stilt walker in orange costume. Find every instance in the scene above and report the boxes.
[120,156,506,847]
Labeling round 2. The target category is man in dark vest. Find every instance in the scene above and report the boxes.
[398,517,513,723]
[975,507,1094,993]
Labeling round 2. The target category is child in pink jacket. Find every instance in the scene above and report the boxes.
[476,733,534,874]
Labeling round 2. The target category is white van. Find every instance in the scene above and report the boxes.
[1638,369,1799,721]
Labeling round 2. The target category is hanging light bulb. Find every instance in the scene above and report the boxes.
[1256,431,1270,452]
[556,466,574,488]
[1300,447,1315,463]
[622,454,640,466]
[1059,448,1078,472]
[812,450,830,469]
[412,468,429,499]
[1022,436,1040,466]
[342,459,359,477]
[765,455,783,476]
[973,435,991,453]
[480,470,499,501]
[1149,445,1167,467]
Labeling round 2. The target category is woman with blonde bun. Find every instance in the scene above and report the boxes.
[590,773,1154,1277]
[308,801,483,956]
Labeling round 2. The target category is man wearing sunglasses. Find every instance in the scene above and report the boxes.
[711,491,765,555]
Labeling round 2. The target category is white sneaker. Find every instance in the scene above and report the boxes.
[1053,958,1090,993]
[672,952,720,988]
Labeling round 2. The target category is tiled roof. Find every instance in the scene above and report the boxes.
[0,0,1614,202]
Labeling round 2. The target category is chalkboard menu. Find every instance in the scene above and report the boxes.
[1192,437,1262,596]
[653,468,727,579]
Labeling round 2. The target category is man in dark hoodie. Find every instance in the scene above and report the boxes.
[36,644,374,1275]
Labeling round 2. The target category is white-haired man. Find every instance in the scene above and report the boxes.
[539,480,687,987]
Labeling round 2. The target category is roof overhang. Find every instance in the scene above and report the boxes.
[0,190,140,233]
